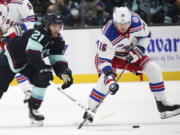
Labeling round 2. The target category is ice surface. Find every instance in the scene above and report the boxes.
[0,81,180,135]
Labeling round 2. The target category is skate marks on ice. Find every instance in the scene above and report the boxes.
[1,121,180,130]
[83,122,180,135]
[0,122,79,129]
[0,109,116,130]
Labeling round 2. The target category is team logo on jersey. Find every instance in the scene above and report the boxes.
[42,49,50,57]
[132,16,139,23]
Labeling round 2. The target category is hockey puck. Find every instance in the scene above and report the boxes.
[132,125,140,128]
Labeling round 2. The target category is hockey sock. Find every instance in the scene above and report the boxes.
[149,81,166,101]
[88,88,106,112]
[16,74,31,93]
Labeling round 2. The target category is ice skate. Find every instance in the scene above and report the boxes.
[23,90,31,103]
[78,111,94,129]
[83,111,94,123]
[28,106,45,126]
[156,100,180,119]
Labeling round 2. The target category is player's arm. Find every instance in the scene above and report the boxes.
[97,35,115,74]
[48,37,73,89]
[134,16,151,53]
[125,16,151,64]
[25,30,53,86]
[19,0,35,32]
[97,35,119,95]
[3,0,35,39]
[25,30,46,72]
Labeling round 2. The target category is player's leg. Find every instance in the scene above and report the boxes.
[83,73,109,123]
[0,52,16,99]
[142,60,180,119]
[15,74,32,103]
[20,64,51,125]
[82,55,120,123]
[113,55,180,119]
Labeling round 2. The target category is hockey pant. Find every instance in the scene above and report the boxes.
[87,55,166,112]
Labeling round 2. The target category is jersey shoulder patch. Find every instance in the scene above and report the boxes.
[131,15,142,27]
[130,15,143,33]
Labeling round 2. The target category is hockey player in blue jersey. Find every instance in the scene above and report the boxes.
[0,11,73,125]
[81,7,180,125]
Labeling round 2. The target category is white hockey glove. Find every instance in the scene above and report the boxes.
[126,47,144,63]
[3,25,22,39]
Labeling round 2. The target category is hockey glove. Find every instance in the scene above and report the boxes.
[36,65,53,87]
[109,82,119,95]
[126,47,144,63]
[2,25,22,39]
[104,70,119,95]
[59,68,73,89]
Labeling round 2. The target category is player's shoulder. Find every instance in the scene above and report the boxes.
[25,26,48,44]
[10,0,32,6]
[32,26,48,36]
[102,20,113,34]
[130,13,145,33]
[130,13,142,28]
[101,20,120,43]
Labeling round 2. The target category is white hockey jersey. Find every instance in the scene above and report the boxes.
[96,14,151,73]
[0,0,35,35]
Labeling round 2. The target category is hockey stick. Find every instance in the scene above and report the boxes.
[94,63,129,110]
[51,83,95,116]
[78,63,129,129]
[115,63,129,82]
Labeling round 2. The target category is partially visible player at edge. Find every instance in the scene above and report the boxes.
[0,0,35,102]
[82,7,180,124]
[0,11,73,125]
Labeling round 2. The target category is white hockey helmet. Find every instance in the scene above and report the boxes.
[113,7,131,24]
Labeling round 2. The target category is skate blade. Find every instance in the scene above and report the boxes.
[30,119,44,127]
[78,119,90,129]
[161,108,180,119]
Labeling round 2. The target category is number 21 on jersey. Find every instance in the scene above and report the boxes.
[31,30,44,42]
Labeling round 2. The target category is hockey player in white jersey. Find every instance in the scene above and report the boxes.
[82,7,180,125]
[0,0,35,102]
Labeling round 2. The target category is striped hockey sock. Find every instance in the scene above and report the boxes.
[149,81,166,101]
